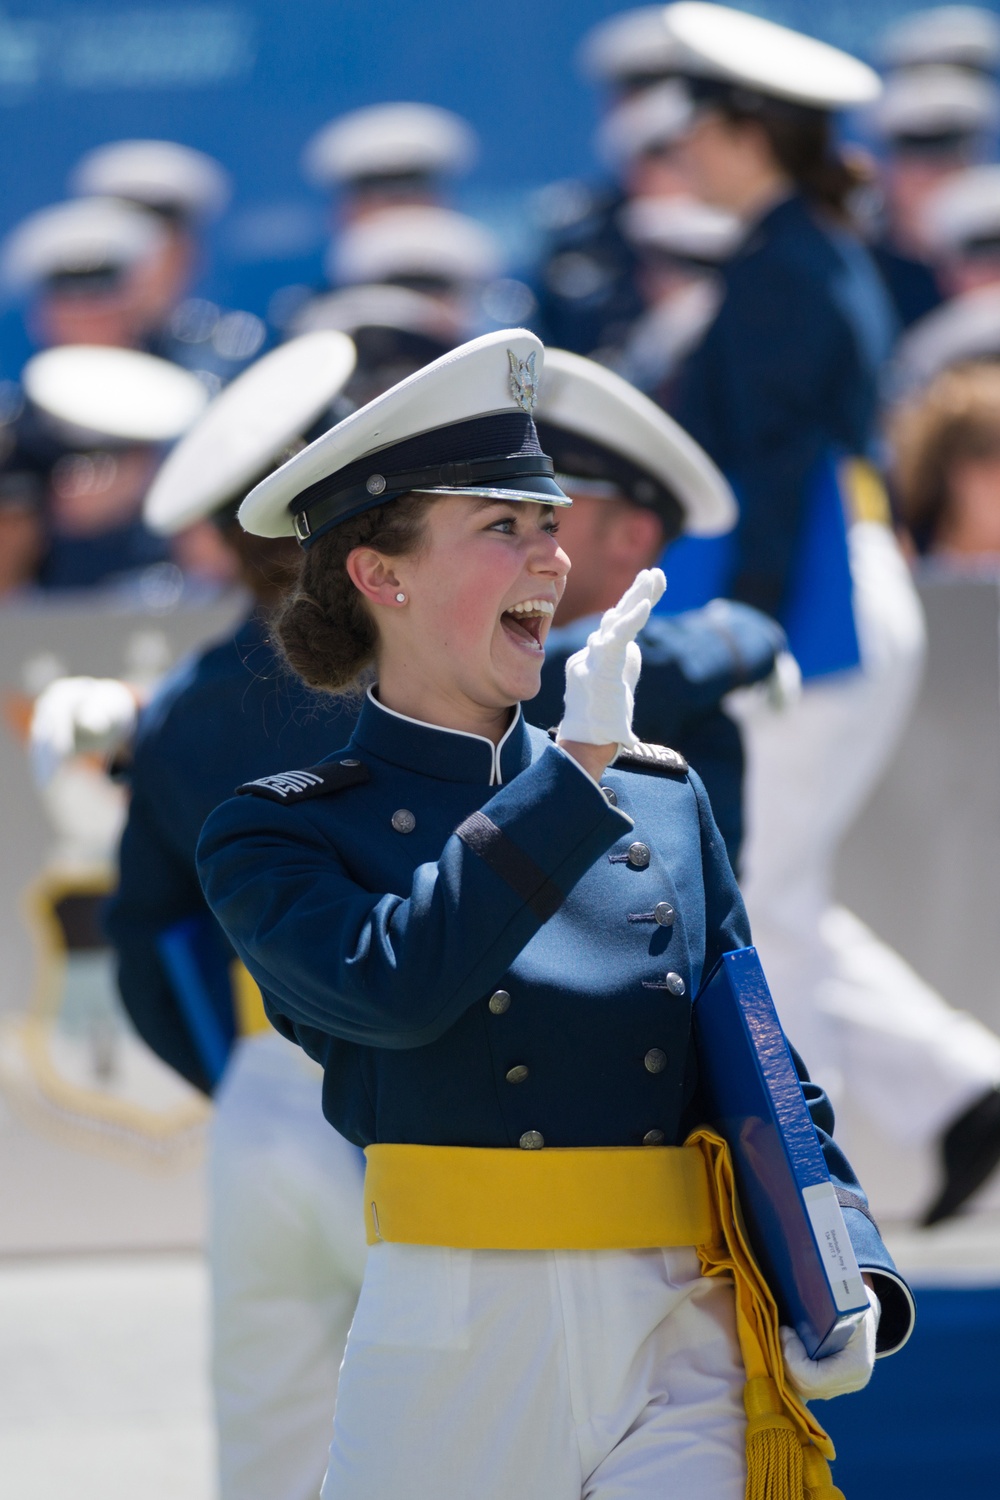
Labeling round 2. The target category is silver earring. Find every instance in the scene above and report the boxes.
[395,592,406,603]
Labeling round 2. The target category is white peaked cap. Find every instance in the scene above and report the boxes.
[879,7,1000,72]
[144,332,357,535]
[302,103,477,189]
[23,345,207,445]
[240,328,568,540]
[577,6,686,85]
[70,139,231,221]
[330,206,502,288]
[291,282,456,340]
[622,195,741,263]
[923,164,1000,252]
[536,348,735,537]
[890,285,1000,398]
[872,65,1000,140]
[662,3,882,110]
[597,80,695,169]
[1,197,166,292]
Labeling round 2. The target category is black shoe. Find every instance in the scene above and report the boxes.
[922,1086,1000,1227]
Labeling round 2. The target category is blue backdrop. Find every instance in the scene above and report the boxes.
[1,0,996,338]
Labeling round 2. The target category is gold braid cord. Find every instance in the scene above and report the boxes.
[688,1128,846,1500]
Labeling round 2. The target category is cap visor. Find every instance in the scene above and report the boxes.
[411,474,571,506]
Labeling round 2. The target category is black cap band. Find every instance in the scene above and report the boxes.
[290,411,567,546]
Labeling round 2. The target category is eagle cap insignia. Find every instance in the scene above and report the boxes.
[507,348,538,413]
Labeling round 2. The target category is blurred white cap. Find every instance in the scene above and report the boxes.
[329,206,502,288]
[23,345,208,445]
[536,346,736,536]
[145,331,357,533]
[1,198,166,293]
[302,103,477,190]
[870,65,1000,143]
[622,195,741,263]
[290,281,457,341]
[597,80,694,170]
[70,139,231,222]
[662,2,882,110]
[890,285,1000,397]
[923,163,1000,252]
[577,7,686,87]
[878,6,1000,73]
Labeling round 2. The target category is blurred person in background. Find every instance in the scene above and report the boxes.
[528,346,787,872]
[70,138,266,384]
[877,5,1000,77]
[661,3,1000,1225]
[615,192,740,395]
[0,196,168,353]
[922,160,1000,292]
[324,203,502,343]
[0,344,204,593]
[892,360,1000,567]
[98,333,366,1500]
[865,64,1000,327]
[888,164,1000,398]
[534,7,690,355]
[289,282,458,408]
[301,102,477,228]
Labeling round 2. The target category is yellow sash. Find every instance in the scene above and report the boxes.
[229,960,271,1037]
[364,1129,844,1500]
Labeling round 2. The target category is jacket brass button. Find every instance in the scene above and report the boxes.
[664,972,686,996]
[644,1048,668,1074]
[391,809,416,833]
[602,786,618,806]
[519,1130,544,1150]
[654,902,675,926]
[506,1064,529,1084]
[643,1129,665,1145]
[627,841,651,869]
[488,989,511,1014]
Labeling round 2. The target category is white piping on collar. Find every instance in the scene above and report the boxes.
[366,686,522,786]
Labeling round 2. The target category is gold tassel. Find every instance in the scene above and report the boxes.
[744,1376,803,1500]
[802,1445,846,1500]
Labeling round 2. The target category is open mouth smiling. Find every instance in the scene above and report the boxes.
[500,598,556,653]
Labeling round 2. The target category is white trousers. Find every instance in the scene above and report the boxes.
[322,1243,746,1500]
[738,523,1000,1151]
[210,1032,367,1500]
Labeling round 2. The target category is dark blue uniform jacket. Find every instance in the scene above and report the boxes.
[104,611,355,1091]
[105,601,783,1092]
[197,690,912,1352]
[670,194,896,621]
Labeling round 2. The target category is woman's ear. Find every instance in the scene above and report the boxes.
[346,546,403,609]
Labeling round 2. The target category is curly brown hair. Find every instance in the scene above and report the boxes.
[890,363,1000,552]
[273,492,436,696]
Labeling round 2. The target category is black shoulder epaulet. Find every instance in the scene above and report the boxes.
[236,757,370,804]
[615,742,688,776]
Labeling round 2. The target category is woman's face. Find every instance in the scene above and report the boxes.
[673,111,782,214]
[359,494,570,727]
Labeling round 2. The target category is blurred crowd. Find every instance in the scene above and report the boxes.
[4,4,1000,602]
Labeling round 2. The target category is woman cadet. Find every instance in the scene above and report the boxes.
[197,330,913,1500]
[659,8,990,1222]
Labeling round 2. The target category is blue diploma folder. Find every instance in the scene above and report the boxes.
[693,947,868,1359]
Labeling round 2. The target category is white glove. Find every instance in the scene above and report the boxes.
[557,568,666,751]
[780,1285,880,1401]
[30,676,138,788]
[764,650,803,711]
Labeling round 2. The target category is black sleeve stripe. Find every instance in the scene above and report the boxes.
[455,811,564,922]
[835,1186,880,1233]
